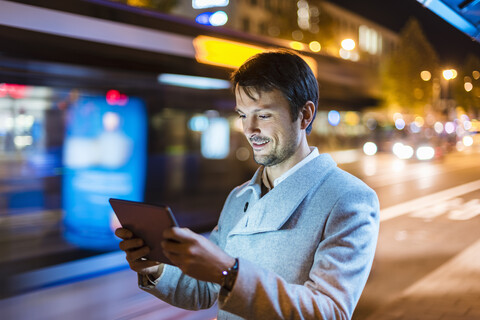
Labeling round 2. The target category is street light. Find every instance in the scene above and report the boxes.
[420,70,432,81]
[442,69,457,80]
[341,38,355,51]
[339,39,358,61]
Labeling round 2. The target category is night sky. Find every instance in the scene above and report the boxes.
[332,0,480,67]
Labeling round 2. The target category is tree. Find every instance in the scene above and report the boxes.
[380,18,440,116]
[453,54,480,117]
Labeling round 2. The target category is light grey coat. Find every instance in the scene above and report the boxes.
[140,153,380,319]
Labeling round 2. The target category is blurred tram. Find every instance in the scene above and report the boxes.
[0,0,380,275]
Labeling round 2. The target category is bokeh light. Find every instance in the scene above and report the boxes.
[465,82,473,92]
[363,142,377,156]
[420,70,431,81]
[393,142,414,159]
[395,118,406,130]
[416,146,435,160]
[341,39,355,50]
[309,41,321,52]
[443,69,457,80]
[463,135,474,147]
[445,122,455,134]
[328,110,341,126]
[434,122,444,134]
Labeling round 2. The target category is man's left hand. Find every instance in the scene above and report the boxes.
[162,227,235,284]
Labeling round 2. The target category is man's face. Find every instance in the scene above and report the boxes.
[235,87,301,167]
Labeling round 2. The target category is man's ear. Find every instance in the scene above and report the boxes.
[299,101,315,130]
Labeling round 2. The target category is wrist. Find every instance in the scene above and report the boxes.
[220,257,239,292]
[145,264,164,284]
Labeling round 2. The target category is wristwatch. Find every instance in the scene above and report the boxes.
[221,258,239,292]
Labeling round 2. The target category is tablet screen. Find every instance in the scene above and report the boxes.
[109,198,178,265]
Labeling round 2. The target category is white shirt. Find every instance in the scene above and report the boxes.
[262,147,320,191]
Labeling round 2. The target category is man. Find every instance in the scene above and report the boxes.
[116,50,379,319]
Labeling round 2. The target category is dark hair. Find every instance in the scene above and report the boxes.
[231,50,318,134]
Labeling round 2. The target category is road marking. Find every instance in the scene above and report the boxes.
[380,179,480,221]
[409,198,480,221]
[448,199,480,220]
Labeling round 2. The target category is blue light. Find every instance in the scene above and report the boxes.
[158,73,230,90]
[201,117,230,159]
[410,122,421,133]
[189,115,209,132]
[395,118,406,130]
[327,110,341,126]
[195,11,228,26]
[195,12,212,25]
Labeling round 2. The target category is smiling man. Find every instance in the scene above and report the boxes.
[116,50,380,319]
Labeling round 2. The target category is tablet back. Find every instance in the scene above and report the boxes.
[109,198,178,264]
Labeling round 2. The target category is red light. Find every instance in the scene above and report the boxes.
[0,83,28,99]
[0,83,6,98]
[106,90,120,105]
[8,84,27,99]
[106,90,129,106]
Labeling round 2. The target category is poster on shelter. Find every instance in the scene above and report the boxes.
[62,95,146,250]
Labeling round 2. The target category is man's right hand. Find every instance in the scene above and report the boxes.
[115,228,163,278]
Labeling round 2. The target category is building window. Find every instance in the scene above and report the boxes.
[242,17,250,32]
[359,25,381,55]
[259,21,267,35]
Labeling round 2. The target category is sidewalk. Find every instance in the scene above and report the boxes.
[366,238,480,320]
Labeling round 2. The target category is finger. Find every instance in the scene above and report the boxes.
[130,260,160,273]
[115,228,133,239]
[163,250,181,266]
[119,238,144,251]
[161,239,187,255]
[125,245,150,263]
[163,227,195,242]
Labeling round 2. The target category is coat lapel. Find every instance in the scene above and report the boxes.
[229,154,337,236]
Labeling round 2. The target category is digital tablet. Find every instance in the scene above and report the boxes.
[109,198,179,265]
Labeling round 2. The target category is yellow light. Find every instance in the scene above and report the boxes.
[290,41,306,51]
[193,35,317,76]
[473,70,480,80]
[420,70,431,81]
[309,41,321,52]
[341,39,355,51]
[127,0,149,7]
[393,112,403,121]
[414,116,424,127]
[451,69,457,79]
[345,111,360,126]
[193,35,264,69]
[465,82,473,92]
[443,69,457,80]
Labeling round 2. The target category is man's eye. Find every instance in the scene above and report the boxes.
[238,114,246,119]
[259,115,271,119]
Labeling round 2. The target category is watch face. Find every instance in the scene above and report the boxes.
[221,258,239,292]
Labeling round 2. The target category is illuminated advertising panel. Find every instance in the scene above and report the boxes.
[62,95,146,250]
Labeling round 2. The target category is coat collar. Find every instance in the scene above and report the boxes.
[229,153,337,236]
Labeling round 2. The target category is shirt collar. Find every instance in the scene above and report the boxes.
[264,147,320,189]
[237,147,320,197]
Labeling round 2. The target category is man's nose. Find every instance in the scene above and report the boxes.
[243,117,260,136]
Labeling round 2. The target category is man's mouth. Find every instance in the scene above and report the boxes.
[250,136,270,149]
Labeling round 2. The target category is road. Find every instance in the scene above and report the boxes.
[347,150,480,319]
[1,149,479,319]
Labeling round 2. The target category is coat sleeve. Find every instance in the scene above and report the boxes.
[138,188,238,310]
[218,186,380,319]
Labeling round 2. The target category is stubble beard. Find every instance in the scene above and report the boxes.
[252,132,299,167]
